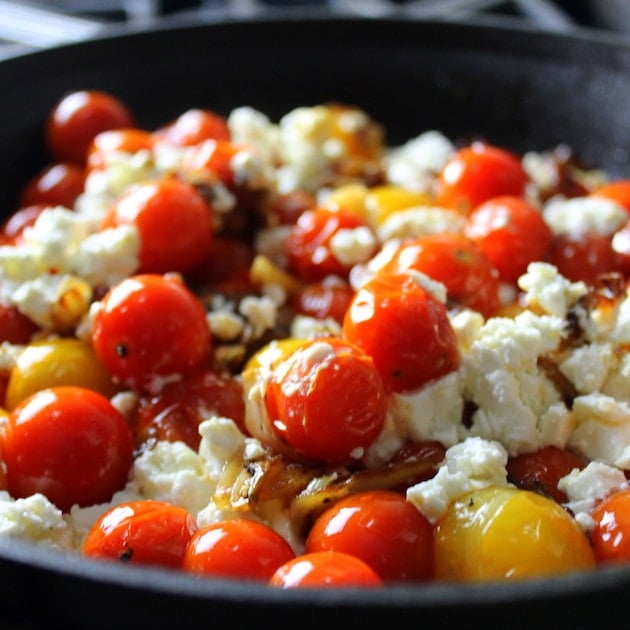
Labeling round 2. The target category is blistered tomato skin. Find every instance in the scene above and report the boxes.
[591,488,630,564]
[342,271,460,393]
[91,274,211,392]
[434,486,596,582]
[102,178,214,275]
[269,551,383,588]
[306,490,434,582]
[263,338,387,464]
[0,386,134,512]
[182,519,296,581]
[82,500,198,568]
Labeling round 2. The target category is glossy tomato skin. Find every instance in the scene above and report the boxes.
[306,490,434,582]
[343,271,460,393]
[1,204,48,244]
[506,445,587,503]
[591,179,630,213]
[548,232,622,284]
[436,142,528,213]
[82,500,198,568]
[91,274,211,392]
[465,195,554,284]
[182,519,295,581]
[103,178,213,275]
[269,551,383,588]
[19,162,85,209]
[46,90,135,164]
[153,108,230,147]
[591,488,630,564]
[0,386,134,511]
[381,233,500,318]
[133,369,246,451]
[290,280,356,324]
[286,207,377,282]
[263,337,387,464]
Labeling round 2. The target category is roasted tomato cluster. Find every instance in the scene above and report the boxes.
[0,89,629,588]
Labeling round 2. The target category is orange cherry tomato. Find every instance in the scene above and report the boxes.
[380,233,500,318]
[506,446,587,504]
[82,500,198,568]
[46,90,135,164]
[342,271,460,393]
[465,195,554,284]
[286,207,378,282]
[0,386,134,511]
[269,551,383,588]
[86,128,155,171]
[102,178,213,275]
[0,305,38,344]
[182,519,295,581]
[263,337,387,464]
[18,162,85,209]
[153,108,230,147]
[290,280,356,324]
[591,180,630,214]
[91,274,211,393]
[1,203,49,245]
[133,369,246,451]
[548,232,622,284]
[306,490,434,582]
[591,488,630,565]
[436,142,528,213]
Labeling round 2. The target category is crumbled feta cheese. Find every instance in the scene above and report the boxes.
[406,437,510,523]
[376,206,466,242]
[559,343,617,394]
[559,461,628,531]
[329,226,377,266]
[543,196,627,236]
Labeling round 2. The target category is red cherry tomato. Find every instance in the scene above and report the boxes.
[269,551,383,588]
[548,232,622,284]
[182,519,295,581]
[436,142,528,213]
[1,204,48,244]
[290,280,356,324]
[306,490,434,582]
[264,337,387,464]
[91,274,211,392]
[343,271,460,393]
[0,305,39,343]
[82,500,198,568]
[381,233,500,318]
[465,195,554,284]
[0,386,134,511]
[591,488,630,565]
[506,446,587,504]
[19,162,85,209]
[178,139,242,187]
[46,90,135,164]
[286,208,378,282]
[87,128,155,171]
[153,108,230,147]
[591,180,630,214]
[102,178,213,275]
[133,369,246,451]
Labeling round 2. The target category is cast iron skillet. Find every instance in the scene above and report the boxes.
[2,13,630,629]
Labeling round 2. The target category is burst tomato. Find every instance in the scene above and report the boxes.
[342,271,460,393]
[290,279,355,324]
[263,337,387,464]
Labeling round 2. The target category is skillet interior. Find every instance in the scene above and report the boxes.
[1,14,630,629]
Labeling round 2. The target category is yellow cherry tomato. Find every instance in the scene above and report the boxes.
[5,338,118,410]
[434,486,595,582]
[365,185,433,226]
